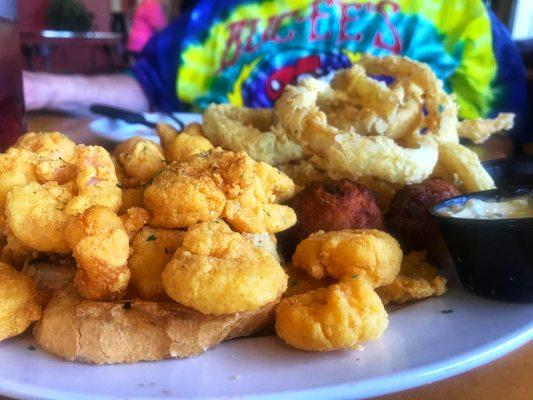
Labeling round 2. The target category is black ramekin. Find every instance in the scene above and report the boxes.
[482,156,533,187]
[430,186,533,303]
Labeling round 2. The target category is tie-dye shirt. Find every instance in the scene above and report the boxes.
[132,0,526,130]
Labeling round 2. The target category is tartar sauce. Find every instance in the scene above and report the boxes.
[439,195,533,219]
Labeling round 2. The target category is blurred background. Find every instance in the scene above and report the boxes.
[19,0,136,74]
[15,0,533,75]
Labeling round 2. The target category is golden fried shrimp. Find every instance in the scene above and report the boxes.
[119,186,144,214]
[457,113,514,144]
[143,165,226,228]
[157,123,213,163]
[283,264,330,298]
[34,159,78,185]
[293,229,402,287]
[162,220,287,314]
[376,251,447,305]
[65,145,122,215]
[114,137,165,186]
[143,149,296,233]
[13,132,76,161]
[0,148,39,213]
[0,262,41,342]
[5,182,73,253]
[275,278,388,351]
[203,103,303,165]
[128,227,185,300]
[119,207,150,240]
[433,142,495,192]
[65,205,130,300]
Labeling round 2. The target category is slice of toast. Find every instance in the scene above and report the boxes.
[34,286,276,364]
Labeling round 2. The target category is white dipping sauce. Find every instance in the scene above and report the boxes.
[439,195,533,219]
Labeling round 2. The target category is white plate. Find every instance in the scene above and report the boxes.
[88,112,203,143]
[1,272,532,400]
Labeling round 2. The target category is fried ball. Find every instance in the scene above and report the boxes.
[119,186,145,214]
[5,181,73,253]
[0,262,42,341]
[385,177,461,266]
[114,137,165,186]
[144,149,296,233]
[280,180,383,257]
[128,227,184,300]
[293,229,402,287]
[157,123,214,162]
[376,251,447,305]
[65,205,130,300]
[162,220,287,314]
[275,278,388,351]
[13,132,76,161]
[119,206,150,240]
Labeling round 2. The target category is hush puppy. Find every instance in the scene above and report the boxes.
[280,180,383,257]
[386,177,460,266]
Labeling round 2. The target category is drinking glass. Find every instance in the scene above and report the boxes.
[0,0,24,149]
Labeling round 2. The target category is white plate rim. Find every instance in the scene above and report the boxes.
[0,319,531,400]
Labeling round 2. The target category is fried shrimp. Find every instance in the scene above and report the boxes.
[376,251,447,305]
[0,148,40,221]
[293,229,402,287]
[119,206,150,240]
[65,145,122,216]
[119,186,144,214]
[128,227,184,300]
[0,262,41,342]
[65,205,130,300]
[113,137,166,186]
[156,123,213,163]
[143,149,296,233]
[13,132,76,161]
[283,264,331,298]
[203,103,303,165]
[5,182,73,253]
[275,278,388,351]
[162,220,287,315]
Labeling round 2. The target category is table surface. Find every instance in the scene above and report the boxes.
[2,112,530,400]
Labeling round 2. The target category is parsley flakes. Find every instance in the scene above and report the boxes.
[146,234,157,241]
